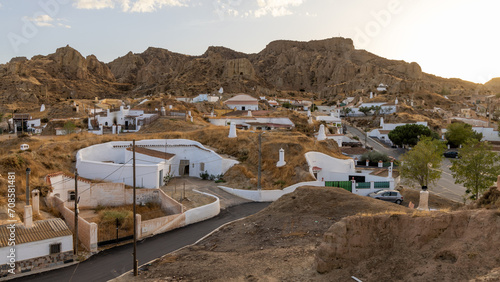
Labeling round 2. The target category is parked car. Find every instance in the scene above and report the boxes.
[443,151,459,158]
[367,190,403,204]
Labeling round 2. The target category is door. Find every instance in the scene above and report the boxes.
[125,121,129,130]
[159,169,163,187]
[179,160,190,176]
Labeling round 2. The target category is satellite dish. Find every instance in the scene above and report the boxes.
[219,87,223,94]
[427,163,432,168]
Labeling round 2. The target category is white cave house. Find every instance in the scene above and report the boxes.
[76,139,239,188]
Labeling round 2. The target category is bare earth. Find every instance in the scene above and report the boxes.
[114,186,415,281]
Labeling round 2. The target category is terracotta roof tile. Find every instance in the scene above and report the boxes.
[0,218,72,247]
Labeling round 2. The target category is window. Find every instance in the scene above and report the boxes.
[68,191,75,201]
[50,243,61,254]
[200,163,205,171]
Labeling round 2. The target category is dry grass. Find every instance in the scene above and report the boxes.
[94,203,168,242]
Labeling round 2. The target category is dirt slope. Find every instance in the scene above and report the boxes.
[316,209,500,282]
[118,187,410,281]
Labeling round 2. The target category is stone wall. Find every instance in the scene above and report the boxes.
[0,251,73,277]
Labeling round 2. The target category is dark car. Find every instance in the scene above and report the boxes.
[443,151,459,158]
[367,190,403,205]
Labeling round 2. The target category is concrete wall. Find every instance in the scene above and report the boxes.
[48,196,98,252]
[219,181,325,202]
[139,213,186,238]
[48,174,183,214]
[185,191,220,225]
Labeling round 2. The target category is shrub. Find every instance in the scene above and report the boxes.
[360,151,390,163]
[200,171,209,180]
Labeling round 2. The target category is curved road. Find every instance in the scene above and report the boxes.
[13,202,269,282]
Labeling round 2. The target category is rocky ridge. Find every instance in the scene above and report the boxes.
[1,37,497,112]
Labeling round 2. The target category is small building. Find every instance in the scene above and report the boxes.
[377,83,388,92]
[305,152,397,194]
[224,94,259,111]
[369,118,428,146]
[11,114,42,134]
[88,106,157,133]
[316,112,342,128]
[192,94,220,103]
[0,218,73,276]
[209,117,295,131]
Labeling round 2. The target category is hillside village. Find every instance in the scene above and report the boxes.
[1,38,500,281]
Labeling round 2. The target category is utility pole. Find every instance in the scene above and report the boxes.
[257,133,262,190]
[132,140,138,276]
[25,168,31,205]
[74,170,79,256]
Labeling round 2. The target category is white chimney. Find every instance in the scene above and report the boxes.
[228,122,237,138]
[248,111,252,117]
[317,124,327,141]
[32,189,40,215]
[276,148,286,167]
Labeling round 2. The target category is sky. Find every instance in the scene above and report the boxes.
[1,0,499,84]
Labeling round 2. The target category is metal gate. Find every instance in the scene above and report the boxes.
[325,181,352,192]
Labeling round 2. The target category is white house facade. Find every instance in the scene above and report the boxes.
[88,106,157,133]
[304,152,396,194]
[209,117,295,131]
[369,119,428,145]
[76,139,239,189]
[224,94,259,111]
[0,219,73,276]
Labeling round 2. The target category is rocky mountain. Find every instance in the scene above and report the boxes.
[0,45,123,111]
[0,37,492,111]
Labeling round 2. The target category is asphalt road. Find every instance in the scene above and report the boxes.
[346,125,466,202]
[13,202,270,282]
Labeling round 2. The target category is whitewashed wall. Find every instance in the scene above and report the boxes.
[76,139,238,188]
[0,236,73,265]
[185,191,220,225]
[219,181,325,202]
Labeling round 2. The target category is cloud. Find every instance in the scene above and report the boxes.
[57,23,72,28]
[74,0,115,10]
[25,15,55,27]
[254,0,303,17]
[74,0,188,12]
[24,14,71,28]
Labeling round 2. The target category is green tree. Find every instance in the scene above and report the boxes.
[372,105,382,116]
[358,106,372,116]
[450,139,500,200]
[399,137,446,188]
[340,107,352,117]
[445,122,482,147]
[388,124,438,147]
[63,121,76,134]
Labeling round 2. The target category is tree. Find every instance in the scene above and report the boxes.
[388,124,438,147]
[340,107,352,117]
[450,139,500,200]
[63,121,76,134]
[445,122,482,147]
[372,105,382,116]
[359,106,372,116]
[399,137,446,189]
